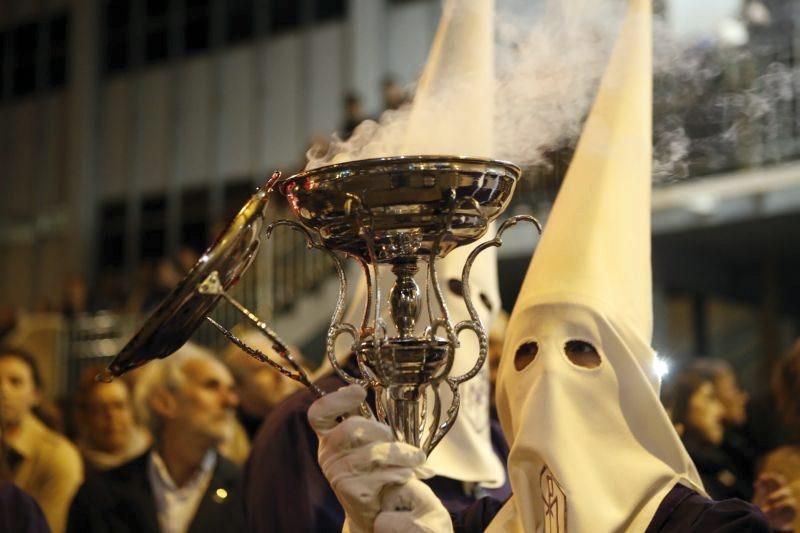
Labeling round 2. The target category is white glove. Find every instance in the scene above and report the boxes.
[375,478,454,533]
[308,384,435,533]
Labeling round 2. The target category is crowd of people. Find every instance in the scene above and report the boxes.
[662,350,800,531]
[0,335,309,533]
[3,1,800,529]
[1,328,799,532]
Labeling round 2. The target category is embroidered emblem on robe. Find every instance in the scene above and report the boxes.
[540,465,567,533]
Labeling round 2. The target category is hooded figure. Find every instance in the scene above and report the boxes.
[489,0,706,530]
[303,0,770,529]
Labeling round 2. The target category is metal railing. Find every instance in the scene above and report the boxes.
[191,202,335,351]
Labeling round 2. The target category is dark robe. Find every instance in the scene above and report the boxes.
[236,407,265,441]
[243,358,511,532]
[451,484,769,532]
[0,481,50,533]
[683,434,752,501]
[646,484,769,532]
[66,451,245,533]
[720,426,758,492]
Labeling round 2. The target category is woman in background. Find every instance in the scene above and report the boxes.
[0,346,82,533]
[666,363,797,531]
[665,367,751,500]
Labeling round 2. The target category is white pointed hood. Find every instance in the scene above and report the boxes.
[402,0,494,156]
[490,1,704,531]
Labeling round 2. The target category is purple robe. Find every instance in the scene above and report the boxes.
[243,359,511,532]
[0,481,50,533]
[645,484,769,533]
[451,484,769,532]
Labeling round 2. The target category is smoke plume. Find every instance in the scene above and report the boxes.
[306,0,799,184]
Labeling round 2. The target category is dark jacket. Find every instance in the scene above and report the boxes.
[0,481,50,533]
[66,451,244,533]
[683,434,753,501]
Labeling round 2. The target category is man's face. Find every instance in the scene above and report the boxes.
[170,359,238,446]
[0,356,38,427]
[714,371,748,426]
[83,381,135,452]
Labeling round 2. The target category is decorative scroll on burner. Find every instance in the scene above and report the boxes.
[106,155,541,454]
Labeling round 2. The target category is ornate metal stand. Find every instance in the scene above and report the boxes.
[106,156,541,454]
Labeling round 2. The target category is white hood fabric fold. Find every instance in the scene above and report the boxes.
[490,1,704,531]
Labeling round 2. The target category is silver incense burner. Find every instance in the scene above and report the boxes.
[106,155,540,453]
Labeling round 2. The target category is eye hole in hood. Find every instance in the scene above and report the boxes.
[448,278,494,314]
[479,292,494,312]
[564,340,601,369]
[514,341,539,371]
[447,278,464,296]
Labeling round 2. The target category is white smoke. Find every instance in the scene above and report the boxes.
[306,0,799,183]
[493,0,626,166]
[306,0,625,171]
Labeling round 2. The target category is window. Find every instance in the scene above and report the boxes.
[0,32,7,98]
[224,180,257,221]
[270,0,302,33]
[184,0,211,54]
[12,23,38,97]
[144,0,171,64]
[225,0,254,45]
[140,195,167,260]
[181,187,209,253]
[313,0,346,23]
[98,201,127,269]
[104,0,131,73]
[2,13,71,98]
[46,14,69,88]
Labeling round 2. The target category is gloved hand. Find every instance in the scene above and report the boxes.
[375,478,454,533]
[308,384,437,533]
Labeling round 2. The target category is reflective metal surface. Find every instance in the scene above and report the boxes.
[277,155,520,261]
[323,214,540,451]
[103,156,536,455]
[106,186,269,376]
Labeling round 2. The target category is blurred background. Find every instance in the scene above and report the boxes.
[0,0,798,407]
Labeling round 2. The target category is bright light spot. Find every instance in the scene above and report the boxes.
[687,194,718,216]
[718,18,748,47]
[654,355,671,380]
[215,488,228,500]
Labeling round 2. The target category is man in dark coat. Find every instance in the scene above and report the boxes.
[66,451,243,533]
[67,344,245,533]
